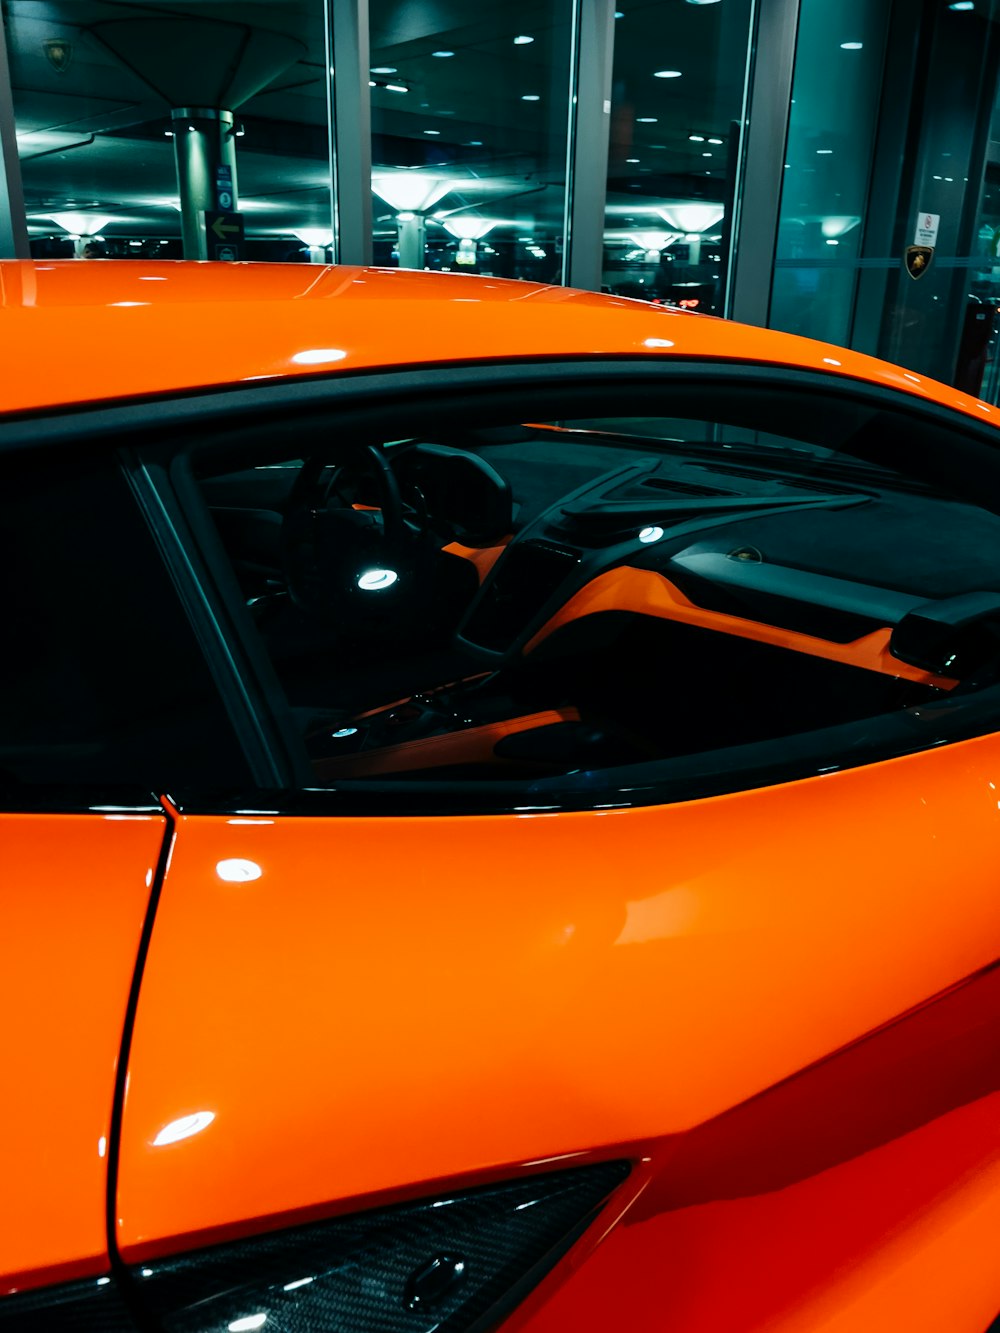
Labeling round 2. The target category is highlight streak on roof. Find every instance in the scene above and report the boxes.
[0,260,995,423]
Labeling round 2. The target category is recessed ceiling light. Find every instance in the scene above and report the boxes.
[432,50,454,57]
[614,10,624,16]
[689,134,705,142]
[522,93,540,100]
[654,69,682,78]
[702,152,712,157]
[371,66,397,74]
[626,158,640,163]
[840,41,863,49]
[467,140,483,146]
[424,129,441,135]
[385,84,408,93]
[637,117,657,123]
[513,34,534,44]
[816,148,833,154]
[949,2,974,9]
[707,136,723,144]
[368,80,376,87]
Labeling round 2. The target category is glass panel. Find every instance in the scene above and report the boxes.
[188,380,1000,803]
[368,0,573,281]
[772,0,1000,402]
[602,0,754,312]
[2,0,331,263]
[0,449,250,789]
[770,0,893,347]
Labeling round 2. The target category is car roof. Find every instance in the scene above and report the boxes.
[1,259,996,423]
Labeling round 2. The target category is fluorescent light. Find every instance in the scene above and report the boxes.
[371,172,454,211]
[656,203,724,232]
[370,66,396,73]
[522,94,540,101]
[385,84,408,93]
[432,50,454,57]
[637,117,658,123]
[688,134,705,142]
[442,216,498,240]
[840,41,863,49]
[628,230,678,250]
[816,148,833,154]
[424,129,441,135]
[513,34,534,43]
[292,228,333,247]
[707,136,723,144]
[820,215,860,238]
[626,158,640,163]
[654,70,682,78]
[47,212,113,235]
[949,1,975,8]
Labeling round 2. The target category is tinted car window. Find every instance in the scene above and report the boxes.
[186,391,1000,803]
[0,449,251,790]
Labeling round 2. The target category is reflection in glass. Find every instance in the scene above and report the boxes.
[602,0,753,311]
[3,0,331,263]
[368,0,573,281]
[770,0,892,347]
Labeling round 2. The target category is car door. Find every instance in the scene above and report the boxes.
[0,442,257,1318]
[109,362,1000,1333]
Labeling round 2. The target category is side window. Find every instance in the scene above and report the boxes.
[186,392,1000,802]
[0,448,251,790]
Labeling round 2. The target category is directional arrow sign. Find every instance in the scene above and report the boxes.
[203,210,244,259]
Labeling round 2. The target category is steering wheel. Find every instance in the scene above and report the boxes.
[281,444,417,620]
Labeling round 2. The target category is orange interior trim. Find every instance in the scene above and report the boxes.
[442,537,512,584]
[524,566,957,689]
[313,706,581,779]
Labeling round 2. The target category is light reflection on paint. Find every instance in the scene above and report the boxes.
[291,348,348,365]
[216,858,263,882]
[152,1110,215,1146]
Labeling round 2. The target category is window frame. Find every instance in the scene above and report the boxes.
[7,356,1000,814]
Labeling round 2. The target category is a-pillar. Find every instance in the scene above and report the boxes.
[171,106,239,260]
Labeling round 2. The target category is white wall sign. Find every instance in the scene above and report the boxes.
[913,212,940,247]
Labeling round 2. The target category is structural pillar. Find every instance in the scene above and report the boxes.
[171,106,239,260]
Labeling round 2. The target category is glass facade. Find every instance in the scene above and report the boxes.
[7,0,1000,400]
[3,0,329,262]
[770,0,892,347]
[368,0,573,281]
[602,0,753,312]
[771,0,1000,401]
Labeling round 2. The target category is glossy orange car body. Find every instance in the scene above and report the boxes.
[1,260,998,1333]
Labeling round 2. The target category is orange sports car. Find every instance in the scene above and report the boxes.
[1,259,999,1333]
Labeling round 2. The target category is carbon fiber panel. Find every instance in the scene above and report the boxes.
[0,1276,136,1330]
[134,1160,630,1333]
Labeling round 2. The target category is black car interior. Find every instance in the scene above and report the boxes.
[189,387,1000,788]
